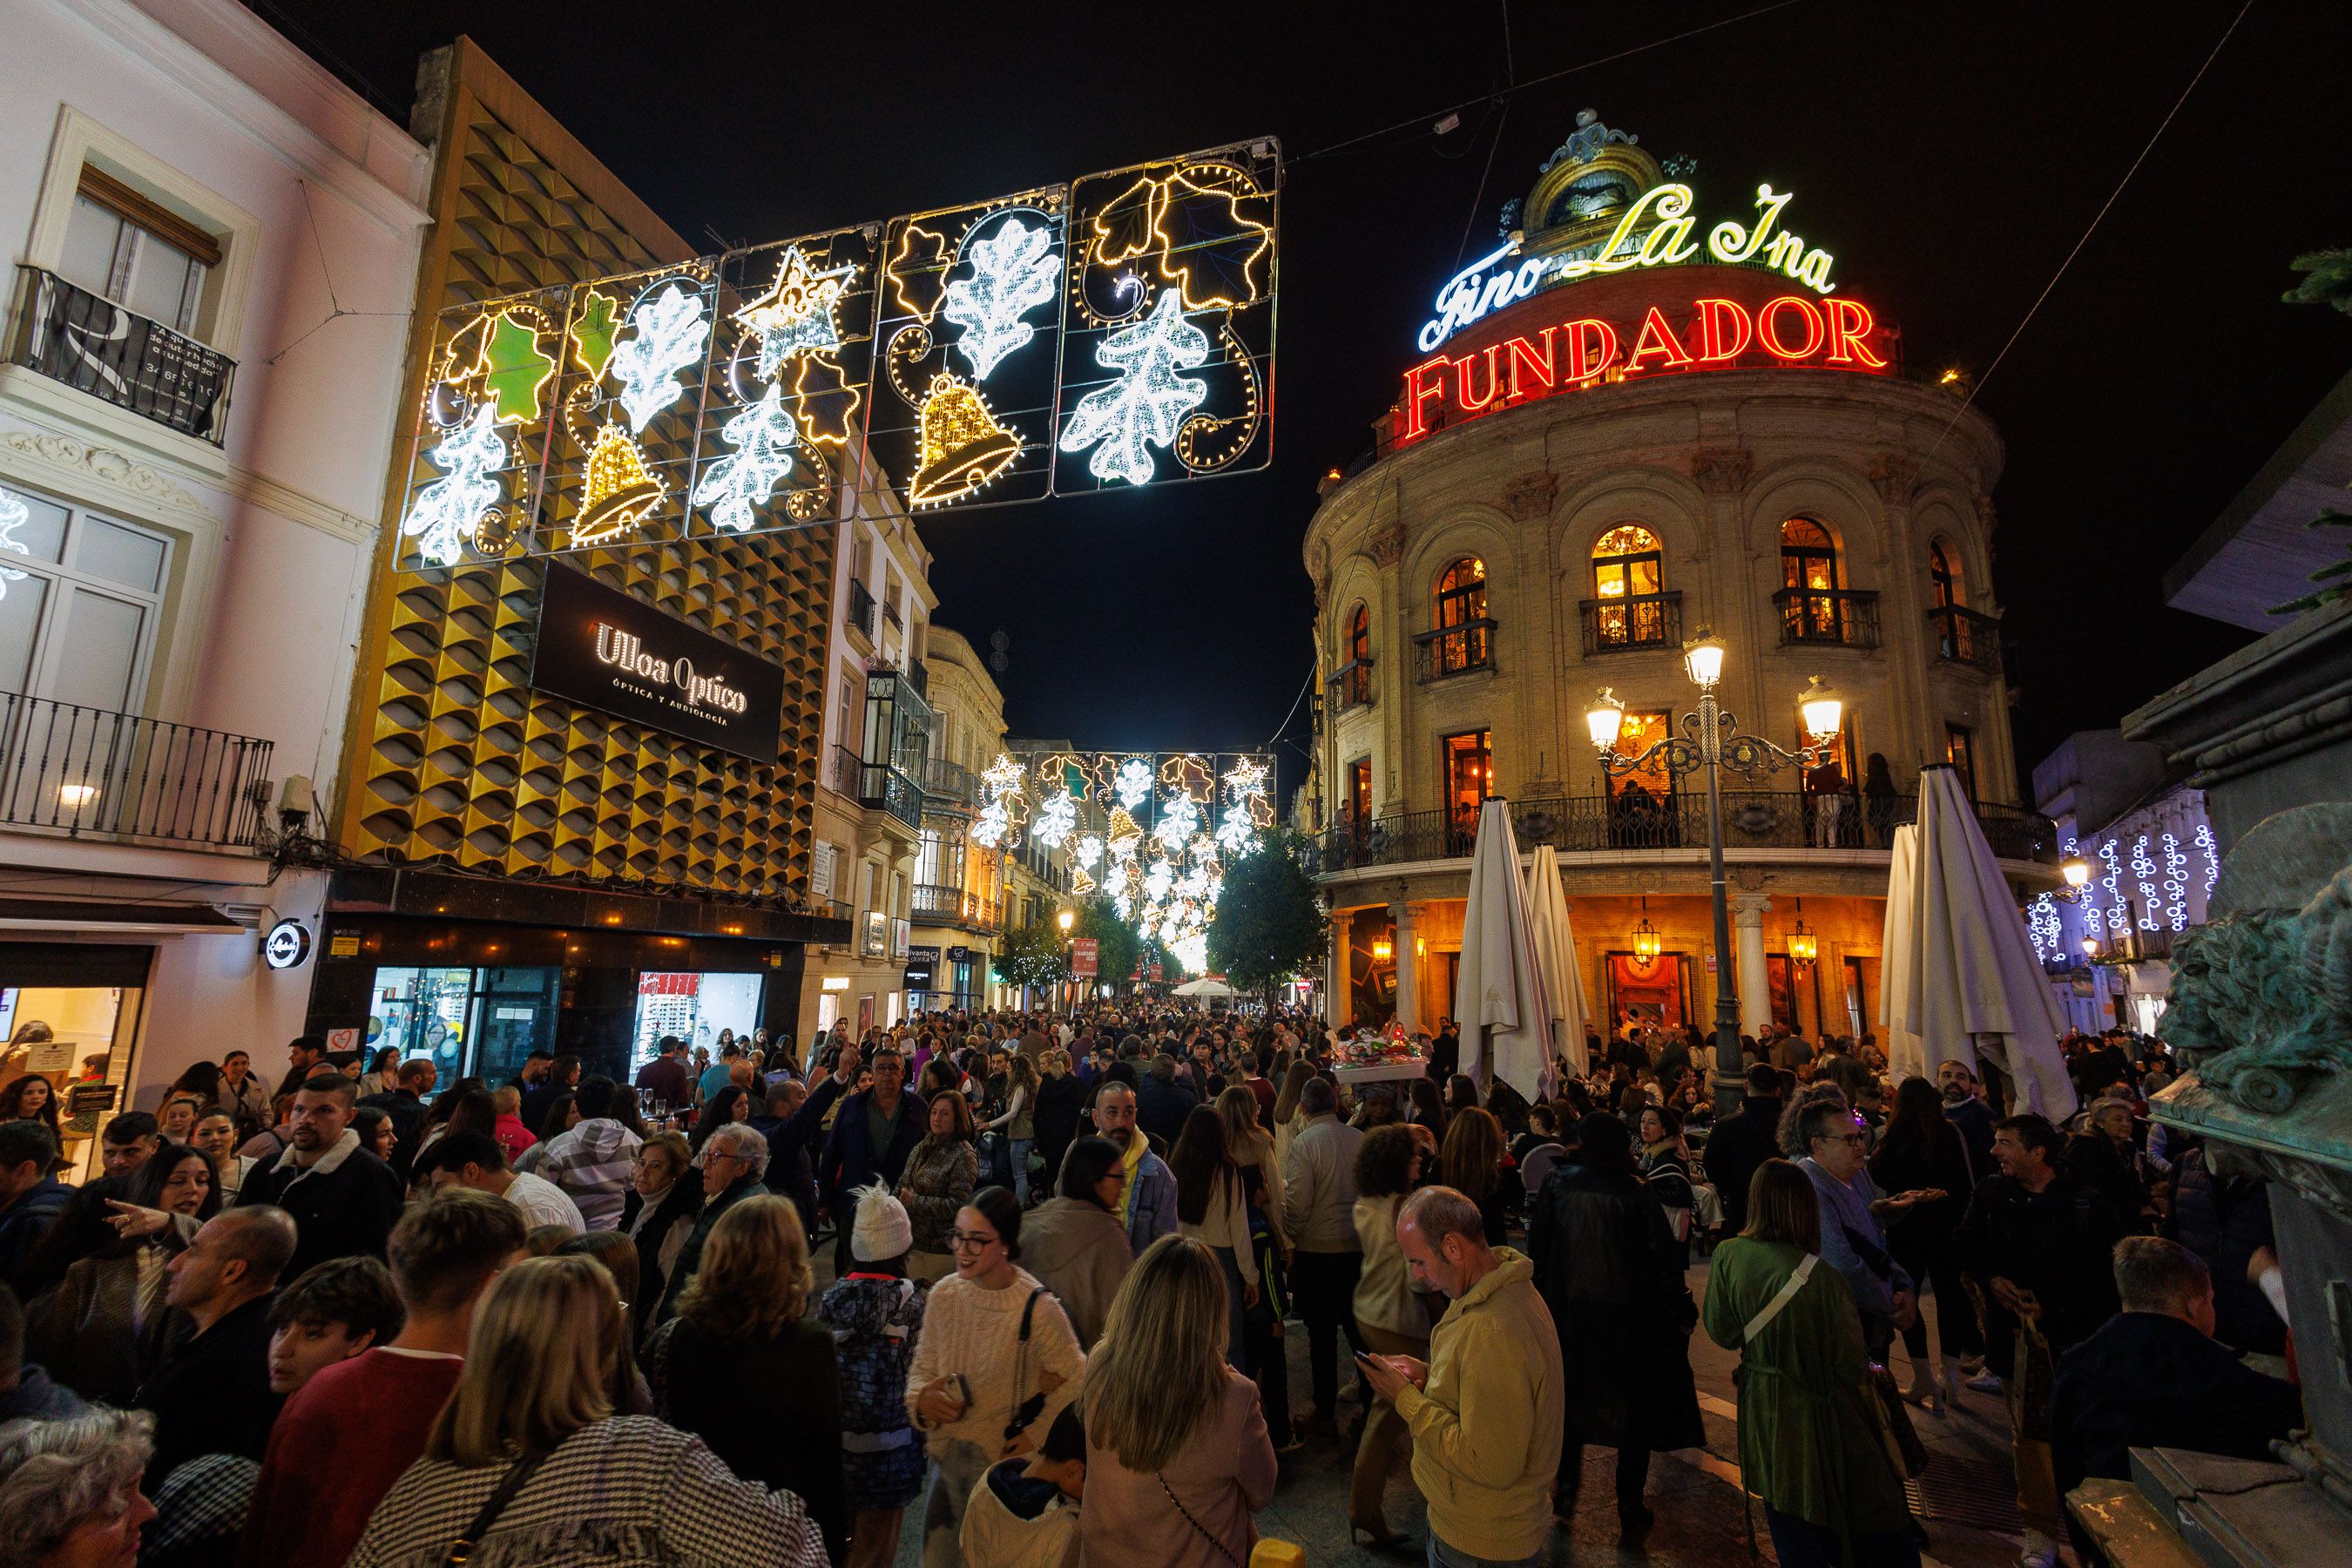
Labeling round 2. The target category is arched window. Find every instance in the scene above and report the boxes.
[1588,525,1673,652]
[1928,540,1961,610]
[1348,603,1371,663]
[1779,517,1862,645]
[1928,540,1987,666]
[1421,557,1492,679]
[1336,603,1372,708]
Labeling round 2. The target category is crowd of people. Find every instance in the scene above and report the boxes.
[0,1003,2308,1568]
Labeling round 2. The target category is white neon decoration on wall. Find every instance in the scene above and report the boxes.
[2161,830,2188,932]
[2098,838,2129,936]
[2195,821,2219,905]
[2130,835,2159,931]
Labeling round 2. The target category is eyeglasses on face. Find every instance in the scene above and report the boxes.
[948,1231,999,1252]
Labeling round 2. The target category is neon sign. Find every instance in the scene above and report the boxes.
[1396,292,1889,446]
[1415,184,1839,350]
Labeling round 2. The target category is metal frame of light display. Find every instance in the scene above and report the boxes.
[393,139,1280,571]
[971,748,1277,977]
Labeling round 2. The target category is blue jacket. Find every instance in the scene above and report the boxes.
[1126,1147,1179,1253]
[818,1086,929,1208]
[0,1176,70,1293]
[1797,1156,1912,1328]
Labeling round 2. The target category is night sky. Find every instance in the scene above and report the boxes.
[270,0,2352,803]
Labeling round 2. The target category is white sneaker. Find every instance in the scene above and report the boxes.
[1968,1371,2005,1394]
[2017,1529,2059,1568]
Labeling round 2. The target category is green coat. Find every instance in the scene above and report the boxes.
[1701,1237,1911,1544]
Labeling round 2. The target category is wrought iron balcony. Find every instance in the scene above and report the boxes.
[1311,788,2056,871]
[922,755,978,813]
[881,595,902,628]
[845,578,877,642]
[1413,618,1495,682]
[1929,605,2002,674]
[1579,590,1683,656]
[833,744,922,830]
[914,882,1002,934]
[1773,587,1881,648]
[0,692,273,848]
[1325,657,1374,713]
[6,266,233,444]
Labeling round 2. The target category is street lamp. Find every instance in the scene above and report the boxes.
[1585,632,1844,1117]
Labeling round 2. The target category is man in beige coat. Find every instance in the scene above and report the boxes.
[1360,1185,1565,1567]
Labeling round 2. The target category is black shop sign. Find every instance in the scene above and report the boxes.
[531,564,786,760]
[904,944,939,990]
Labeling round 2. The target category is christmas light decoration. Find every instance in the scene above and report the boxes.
[983,753,1027,798]
[887,223,954,323]
[735,247,856,381]
[1144,858,1174,902]
[1075,835,1104,871]
[570,289,623,379]
[2098,839,2129,936]
[2131,835,2159,931]
[941,214,1059,378]
[2195,821,2219,902]
[1105,806,1144,860]
[2162,831,2189,932]
[1032,791,1078,848]
[468,309,558,425]
[1112,760,1153,811]
[693,383,805,532]
[0,488,30,599]
[908,373,1022,508]
[971,799,1009,848]
[1152,791,1199,850]
[1059,290,1209,487]
[1221,759,1268,801]
[1105,861,1130,899]
[573,422,668,545]
[1215,798,1259,855]
[401,404,507,566]
[2026,892,2060,963]
[609,283,710,434]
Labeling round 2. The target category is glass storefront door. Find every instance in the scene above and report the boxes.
[631,971,765,1077]
[366,965,560,1090]
[0,981,144,1182]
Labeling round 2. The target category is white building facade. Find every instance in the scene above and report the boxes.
[0,0,429,1158]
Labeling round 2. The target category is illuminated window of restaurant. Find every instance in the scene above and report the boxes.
[1945,725,1977,801]
[1348,756,1373,825]
[1341,603,1371,705]
[1608,709,1674,800]
[1434,557,1486,628]
[1592,525,1663,599]
[1443,729,1493,827]
[1928,540,1962,609]
[1780,517,1841,592]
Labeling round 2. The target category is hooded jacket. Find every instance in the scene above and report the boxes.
[1392,1248,1565,1562]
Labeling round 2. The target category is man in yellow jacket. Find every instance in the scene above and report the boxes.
[1359,1185,1565,1566]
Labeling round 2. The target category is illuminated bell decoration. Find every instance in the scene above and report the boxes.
[575,423,666,545]
[909,374,1020,508]
[1105,807,1144,858]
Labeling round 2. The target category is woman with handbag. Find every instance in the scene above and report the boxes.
[1702,1160,1921,1568]
[903,1186,1086,1567]
[1079,1234,1280,1567]
[345,1254,827,1567]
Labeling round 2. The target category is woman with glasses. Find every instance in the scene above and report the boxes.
[1703,1159,1920,1568]
[619,1132,702,1336]
[898,1092,979,1286]
[903,1186,1085,1565]
[346,1256,828,1567]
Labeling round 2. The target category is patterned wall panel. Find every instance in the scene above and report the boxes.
[340,68,828,900]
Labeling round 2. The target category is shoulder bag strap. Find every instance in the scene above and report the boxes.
[444,1447,554,1566]
[1158,1475,1246,1567]
[1740,1254,1819,1344]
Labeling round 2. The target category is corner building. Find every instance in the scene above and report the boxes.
[1305,112,2059,1043]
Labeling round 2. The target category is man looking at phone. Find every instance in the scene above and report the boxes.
[1957,1112,2125,1568]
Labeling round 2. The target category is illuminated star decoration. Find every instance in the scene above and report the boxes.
[0,488,30,599]
[736,247,857,381]
[693,382,802,533]
[608,283,710,434]
[940,215,1060,379]
[401,404,506,566]
[1058,290,1209,487]
[1112,759,1154,811]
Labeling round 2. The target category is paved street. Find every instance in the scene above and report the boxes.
[815,1243,2037,1568]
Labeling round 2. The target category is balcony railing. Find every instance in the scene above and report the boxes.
[0,692,273,848]
[1312,789,2057,871]
[1326,657,1374,713]
[1580,591,1683,656]
[1413,618,1495,682]
[7,266,234,444]
[831,744,923,830]
[923,755,978,813]
[846,579,877,642]
[1930,605,2002,675]
[881,595,902,628]
[914,882,1002,934]
[1773,587,1881,648]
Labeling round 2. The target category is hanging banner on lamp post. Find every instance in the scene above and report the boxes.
[390,139,1280,571]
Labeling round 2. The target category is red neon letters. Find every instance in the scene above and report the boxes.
[1396,293,1890,446]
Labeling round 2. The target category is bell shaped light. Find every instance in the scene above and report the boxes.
[1585,687,1627,753]
[1682,632,1727,690]
[2061,856,2092,889]
[1799,675,1845,743]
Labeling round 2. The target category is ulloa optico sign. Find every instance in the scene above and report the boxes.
[531,564,785,760]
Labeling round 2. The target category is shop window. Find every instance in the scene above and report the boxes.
[632,971,764,1079]
[1442,729,1491,848]
[1946,725,1977,800]
[366,965,562,1090]
[0,483,172,713]
[0,977,145,1184]
[57,168,220,336]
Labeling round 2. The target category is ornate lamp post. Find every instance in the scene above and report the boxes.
[1584,633,1844,1116]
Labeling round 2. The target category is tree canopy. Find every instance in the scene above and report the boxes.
[1206,831,1328,999]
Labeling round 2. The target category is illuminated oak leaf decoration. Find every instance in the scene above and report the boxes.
[790,351,863,450]
[887,223,956,326]
[941,215,1059,379]
[1057,290,1208,487]
[1087,175,1162,272]
[609,283,711,434]
[1152,168,1274,311]
[474,310,557,425]
[570,289,623,380]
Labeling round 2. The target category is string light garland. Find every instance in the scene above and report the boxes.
[2161,830,2189,931]
[2131,834,2159,931]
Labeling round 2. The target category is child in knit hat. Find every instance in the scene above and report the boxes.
[816,1183,926,1567]
[957,1404,1085,1568]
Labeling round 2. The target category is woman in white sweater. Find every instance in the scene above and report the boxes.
[902,1186,1085,1566]
[1170,1105,1257,1374]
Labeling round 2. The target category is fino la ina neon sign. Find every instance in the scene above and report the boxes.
[1416,183,1840,352]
